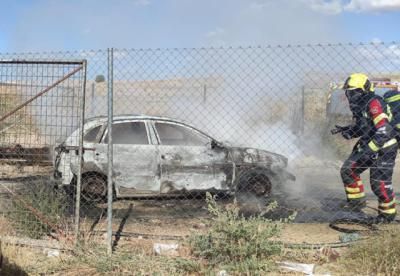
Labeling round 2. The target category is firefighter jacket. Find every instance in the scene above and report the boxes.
[346,93,397,152]
[384,89,400,131]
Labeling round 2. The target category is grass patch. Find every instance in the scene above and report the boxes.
[43,193,293,275]
[38,242,204,275]
[336,230,400,275]
[1,237,203,275]
[7,181,70,239]
[0,192,317,275]
[0,242,56,275]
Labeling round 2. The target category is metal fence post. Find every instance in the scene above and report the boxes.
[107,48,114,255]
[90,82,95,117]
[74,60,87,243]
[301,85,305,134]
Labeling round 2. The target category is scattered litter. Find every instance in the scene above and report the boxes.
[44,249,60,258]
[318,247,340,262]
[339,233,360,243]
[218,270,228,276]
[192,223,207,229]
[153,243,179,256]
[277,261,315,275]
[162,203,176,208]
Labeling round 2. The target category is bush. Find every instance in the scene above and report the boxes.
[189,193,291,273]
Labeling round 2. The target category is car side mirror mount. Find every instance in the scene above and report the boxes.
[211,139,224,150]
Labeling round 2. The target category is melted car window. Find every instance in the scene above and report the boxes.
[155,123,208,146]
[84,125,102,142]
[104,122,148,144]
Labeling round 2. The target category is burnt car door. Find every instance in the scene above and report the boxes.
[100,120,160,196]
[152,121,229,194]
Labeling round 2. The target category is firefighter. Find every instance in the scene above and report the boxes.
[339,73,398,223]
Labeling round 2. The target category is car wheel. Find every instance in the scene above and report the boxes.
[81,173,108,203]
[235,169,272,215]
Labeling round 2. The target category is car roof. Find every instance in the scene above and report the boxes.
[84,114,214,139]
[85,114,183,124]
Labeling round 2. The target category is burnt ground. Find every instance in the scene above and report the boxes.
[80,161,400,222]
[76,162,400,246]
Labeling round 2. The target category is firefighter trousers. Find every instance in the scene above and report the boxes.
[340,143,397,218]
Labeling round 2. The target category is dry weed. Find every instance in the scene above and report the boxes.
[334,230,400,275]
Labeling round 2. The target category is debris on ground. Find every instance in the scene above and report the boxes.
[316,247,340,262]
[277,261,315,275]
[217,270,228,276]
[153,243,179,256]
[339,233,360,243]
[43,249,60,258]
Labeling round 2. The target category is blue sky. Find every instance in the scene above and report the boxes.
[0,0,399,52]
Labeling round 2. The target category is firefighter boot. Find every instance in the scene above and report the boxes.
[373,213,396,224]
[374,199,397,224]
[341,198,367,212]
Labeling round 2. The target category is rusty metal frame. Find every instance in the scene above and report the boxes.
[0,61,84,123]
[0,59,86,244]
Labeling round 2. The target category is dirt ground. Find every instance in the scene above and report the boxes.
[70,155,400,247]
[2,154,400,274]
[2,217,398,275]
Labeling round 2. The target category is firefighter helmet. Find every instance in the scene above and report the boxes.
[343,73,374,92]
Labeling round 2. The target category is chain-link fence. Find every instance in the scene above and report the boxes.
[0,42,400,250]
[0,60,86,243]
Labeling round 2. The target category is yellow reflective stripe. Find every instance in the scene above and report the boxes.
[388,106,393,121]
[368,138,397,152]
[368,140,380,152]
[379,208,397,214]
[396,124,400,130]
[373,113,389,125]
[356,180,363,186]
[383,139,397,148]
[379,199,396,208]
[347,192,365,199]
[345,187,360,193]
[385,94,400,103]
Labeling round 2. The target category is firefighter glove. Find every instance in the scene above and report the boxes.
[341,128,353,140]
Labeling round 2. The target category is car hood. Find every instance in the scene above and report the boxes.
[227,146,288,170]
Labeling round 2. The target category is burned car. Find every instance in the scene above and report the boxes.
[54,115,295,202]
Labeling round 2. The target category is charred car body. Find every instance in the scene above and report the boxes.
[54,115,295,202]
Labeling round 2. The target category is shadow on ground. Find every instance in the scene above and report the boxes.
[0,256,28,276]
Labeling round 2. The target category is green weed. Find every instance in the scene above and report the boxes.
[189,193,288,274]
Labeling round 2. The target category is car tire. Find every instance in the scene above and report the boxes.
[235,168,272,216]
[81,173,108,203]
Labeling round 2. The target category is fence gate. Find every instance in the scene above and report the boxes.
[0,60,86,243]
